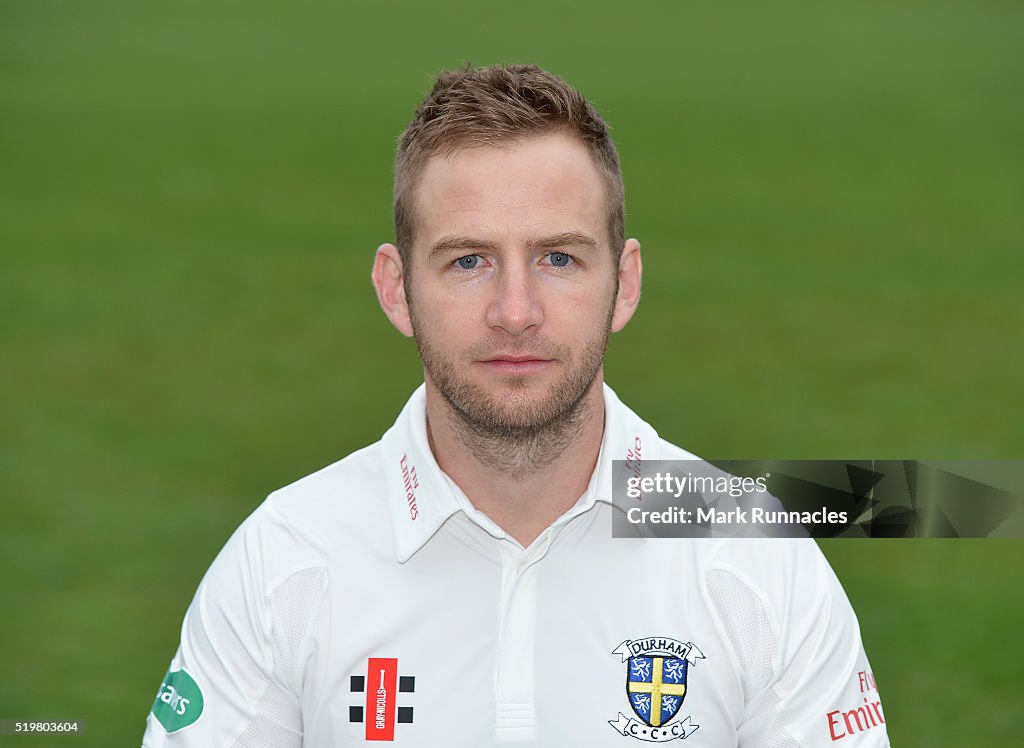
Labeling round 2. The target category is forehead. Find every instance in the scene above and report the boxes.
[412,132,607,251]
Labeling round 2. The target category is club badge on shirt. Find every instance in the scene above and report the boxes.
[609,637,704,742]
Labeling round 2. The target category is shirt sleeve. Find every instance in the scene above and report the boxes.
[142,504,326,747]
[706,538,890,747]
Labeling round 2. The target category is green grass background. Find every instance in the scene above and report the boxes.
[2,0,1021,745]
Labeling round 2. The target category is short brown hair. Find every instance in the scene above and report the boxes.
[393,64,624,269]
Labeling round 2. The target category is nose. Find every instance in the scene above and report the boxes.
[484,261,544,336]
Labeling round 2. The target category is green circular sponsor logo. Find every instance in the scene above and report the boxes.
[151,669,204,733]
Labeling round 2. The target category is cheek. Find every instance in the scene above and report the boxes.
[414,288,478,337]
[557,281,615,323]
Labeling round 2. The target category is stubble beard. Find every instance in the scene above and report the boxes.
[411,305,614,479]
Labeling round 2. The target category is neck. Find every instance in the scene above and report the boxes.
[425,377,607,547]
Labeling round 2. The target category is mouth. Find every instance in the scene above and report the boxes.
[478,354,555,375]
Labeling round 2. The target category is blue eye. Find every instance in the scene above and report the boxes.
[548,252,571,267]
[456,255,481,270]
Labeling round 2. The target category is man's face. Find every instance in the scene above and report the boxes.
[403,131,622,436]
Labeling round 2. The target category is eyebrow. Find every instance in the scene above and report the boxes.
[428,235,500,259]
[528,231,600,252]
[428,231,600,259]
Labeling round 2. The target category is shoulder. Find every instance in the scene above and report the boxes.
[212,440,390,592]
[654,436,702,462]
[269,440,386,513]
[267,440,388,541]
[700,537,858,670]
[701,537,837,616]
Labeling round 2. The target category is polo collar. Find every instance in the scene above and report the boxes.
[380,383,662,563]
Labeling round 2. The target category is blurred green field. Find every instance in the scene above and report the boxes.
[1,0,1021,745]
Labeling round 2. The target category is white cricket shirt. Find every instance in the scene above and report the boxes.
[143,384,890,747]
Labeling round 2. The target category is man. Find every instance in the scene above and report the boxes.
[144,65,889,746]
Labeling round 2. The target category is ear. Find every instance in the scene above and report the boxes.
[371,243,415,337]
[611,238,642,333]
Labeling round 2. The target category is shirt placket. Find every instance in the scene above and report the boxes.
[493,528,554,742]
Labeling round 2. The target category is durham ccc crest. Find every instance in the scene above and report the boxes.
[609,637,704,742]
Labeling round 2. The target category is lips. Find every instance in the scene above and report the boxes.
[479,354,554,374]
[484,354,550,363]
